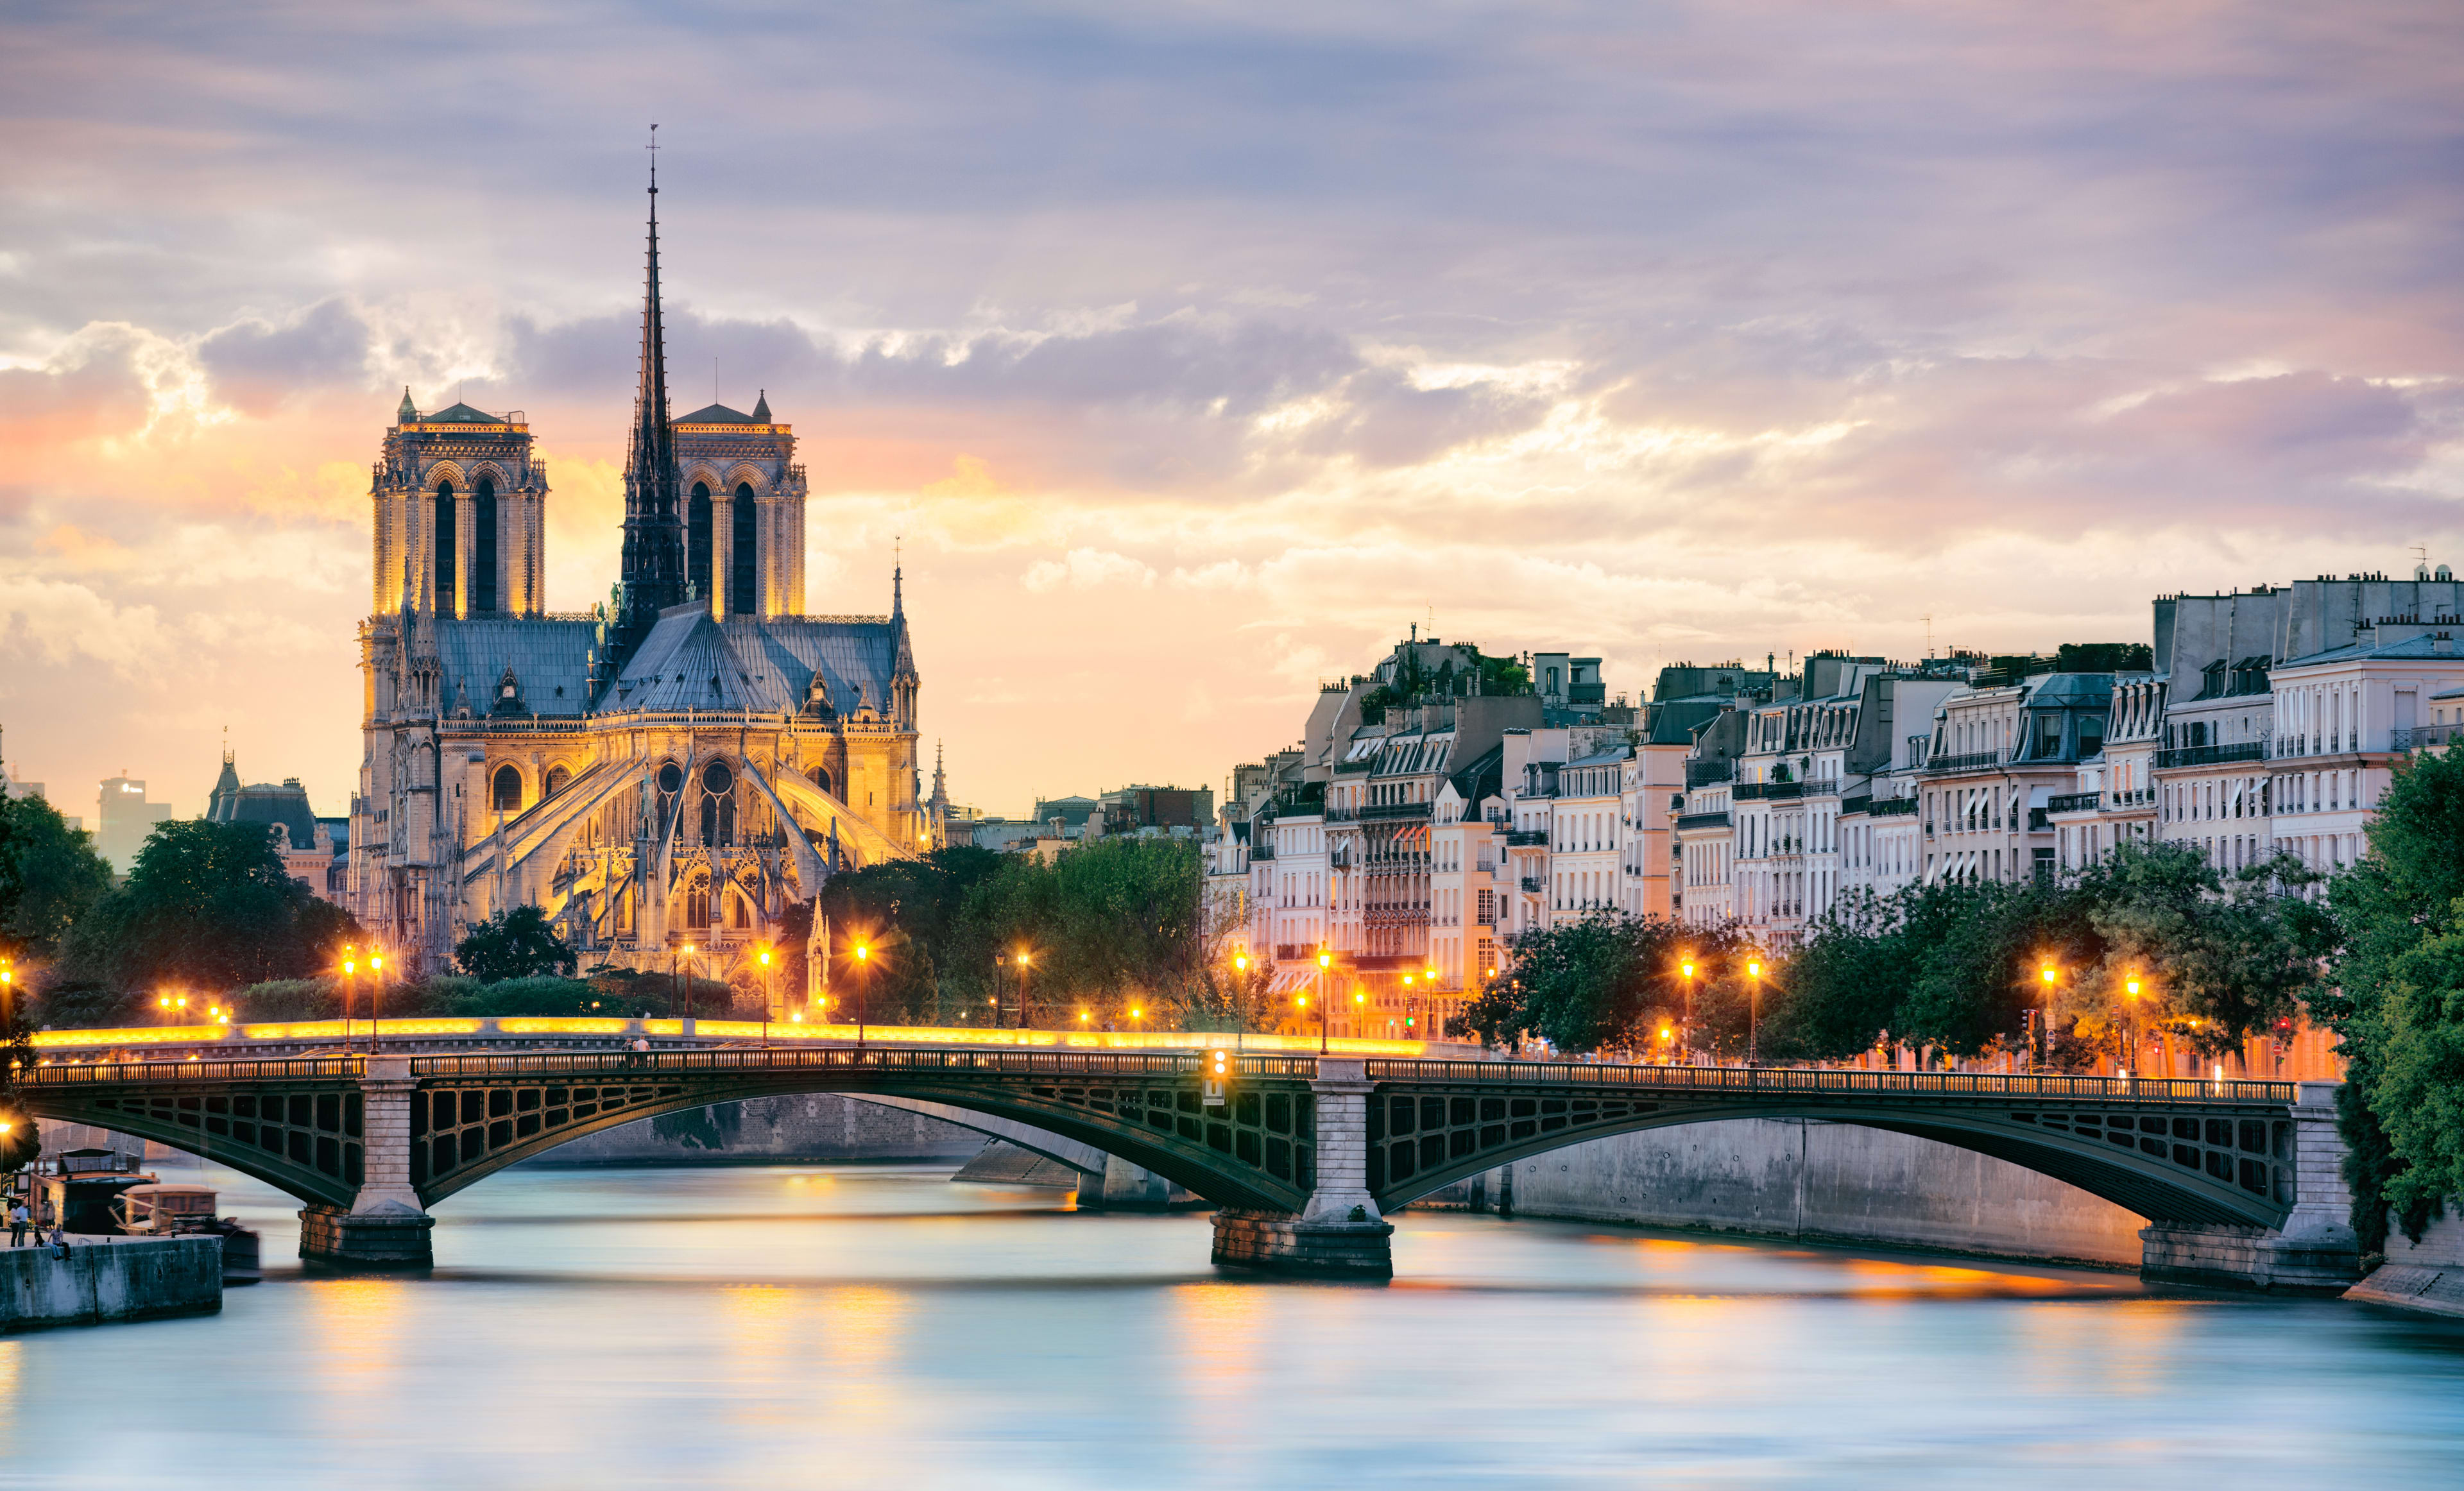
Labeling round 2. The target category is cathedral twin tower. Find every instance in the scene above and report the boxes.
[349,165,922,989]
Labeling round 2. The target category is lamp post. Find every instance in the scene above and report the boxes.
[1745,956,1763,1068]
[853,941,870,1048]
[759,947,774,1048]
[680,942,698,1025]
[2037,961,2059,1071]
[368,953,384,1054]
[1399,972,1412,1039]
[1015,948,1032,1031]
[1423,964,1436,1043]
[339,951,357,1055]
[2123,973,2143,1077]
[1231,951,1250,1052]
[1679,956,1697,1066]
[1316,948,1331,1055]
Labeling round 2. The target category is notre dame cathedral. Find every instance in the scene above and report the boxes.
[346,165,939,997]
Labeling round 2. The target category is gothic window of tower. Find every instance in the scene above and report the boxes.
[731,482,757,613]
[433,481,457,609]
[688,482,713,601]
[474,476,498,612]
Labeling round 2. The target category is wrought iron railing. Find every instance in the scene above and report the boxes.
[1685,759,1734,788]
[1924,751,2006,774]
[21,1057,364,1086]
[411,1047,1211,1081]
[2046,792,2101,814]
[2155,741,2268,769]
[2392,723,2463,752]
[1359,1058,2297,1104]
[1673,811,1731,831]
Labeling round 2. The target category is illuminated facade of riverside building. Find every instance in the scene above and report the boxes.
[348,170,926,991]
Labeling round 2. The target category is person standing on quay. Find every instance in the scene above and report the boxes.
[7,1199,27,1247]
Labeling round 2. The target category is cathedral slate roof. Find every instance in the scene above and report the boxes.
[424,402,504,423]
[673,403,758,425]
[595,604,902,717]
[430,617,599,717]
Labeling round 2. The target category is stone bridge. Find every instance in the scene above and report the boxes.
[12,1048,2355,1286]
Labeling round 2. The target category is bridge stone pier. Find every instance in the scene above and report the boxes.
[1211,1058,1395,1279]
[300,1057,437,1270]
[2137,1082,2359,1293]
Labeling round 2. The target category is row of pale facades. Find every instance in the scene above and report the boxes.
[1204,571,2464,1050]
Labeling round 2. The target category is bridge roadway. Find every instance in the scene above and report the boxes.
[11,1038,2357,1286]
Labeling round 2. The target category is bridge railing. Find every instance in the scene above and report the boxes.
[1362,1059,2298,1105]
[18,1057,364,1087]
[409,1047,1216,1080]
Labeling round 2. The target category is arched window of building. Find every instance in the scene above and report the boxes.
[492,765,522,813]
[730,482,757,614]
[433,481,457,605]
[811,764,833,796]
[473,476,498,612]
[687,482,713,600]
[700,760,736,846]
[686,879,711,928]
[543,765,570,797]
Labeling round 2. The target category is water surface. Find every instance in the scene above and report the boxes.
[2,1161,2458,1488]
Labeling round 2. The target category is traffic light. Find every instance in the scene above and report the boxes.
[1403,1015,1416,1028]
[1203,1048,1231,1107]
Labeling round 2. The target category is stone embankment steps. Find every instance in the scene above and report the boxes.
[1,1236,222,1331]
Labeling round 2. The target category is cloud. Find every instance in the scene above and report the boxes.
[198,299,375,416]
[1020,547,1159,592]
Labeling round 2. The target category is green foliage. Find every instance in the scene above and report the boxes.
[0,792,114,960]
[53,819,362,1018]
[2327,746,2464,1247]
[1457,914,1755,1057]
[456,905,578,982]
[1779,842,2329,1067]
[816,838,1208,1027]
[2053,642,2155,673]
[0,1109,35,1174]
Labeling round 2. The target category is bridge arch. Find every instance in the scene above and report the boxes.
[1365,1085,2296,1230]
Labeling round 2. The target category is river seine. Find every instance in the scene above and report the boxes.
[1,1161,2458,1487]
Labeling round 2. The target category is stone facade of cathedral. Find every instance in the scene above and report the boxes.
[346,173,924,999]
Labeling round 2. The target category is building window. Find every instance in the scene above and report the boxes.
[433,481,456,604]
[491,765,521,812]
[543,766,570,797]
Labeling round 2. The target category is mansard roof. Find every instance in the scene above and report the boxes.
[674,403,759,425]
[424,402,503,423]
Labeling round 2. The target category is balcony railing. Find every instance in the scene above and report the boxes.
[2155,741,2269,769]
[1685,759,1734,788]
[1358,801,1432,821]
[2393,723,2463,753]
[1519,877,1544,894]
[1673,811,1731,832]
[1504,830,1548,847]
[2046,792,2101,814]
[1924,751,2006,774]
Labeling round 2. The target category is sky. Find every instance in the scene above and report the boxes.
[2,1,2460,822]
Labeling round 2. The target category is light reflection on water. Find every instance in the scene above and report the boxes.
[1,1159,2460,1488]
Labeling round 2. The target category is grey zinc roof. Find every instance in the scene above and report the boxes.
[207,781,320,853]
[674,403,757,425]
[424,402,502,423]
[2282,633,2464,668]
[431,617,598,717]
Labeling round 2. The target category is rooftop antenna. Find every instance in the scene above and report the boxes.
[1923,614,1934,658]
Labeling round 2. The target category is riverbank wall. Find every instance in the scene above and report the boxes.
[519,1095,983,1166]
[1,1237,222,1331]
[2347,1208,2464,1318]
[1423,1118,2150,1268]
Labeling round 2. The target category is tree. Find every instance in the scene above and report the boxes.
[0,792,114,959]
[1455,913,1751,1057]
[456,905,578,982]
[2325,746,2464,1252]
[55,819,362,1019]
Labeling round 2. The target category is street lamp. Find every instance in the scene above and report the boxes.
[1679,956,1697,1066]
[2037,961,2059,1071]
[1316,948,1332,1055]
[368,953,384,1054]
[1745,957,1763,1068]
[2123,973,2143,1076]
[340,946,357,1054]
[1015,948,1033,1031]
[758,946,774,1048]
[853,941,871,1048]
[679,942,697,1024]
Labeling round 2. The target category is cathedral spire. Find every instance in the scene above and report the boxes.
[616,124,687,647]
